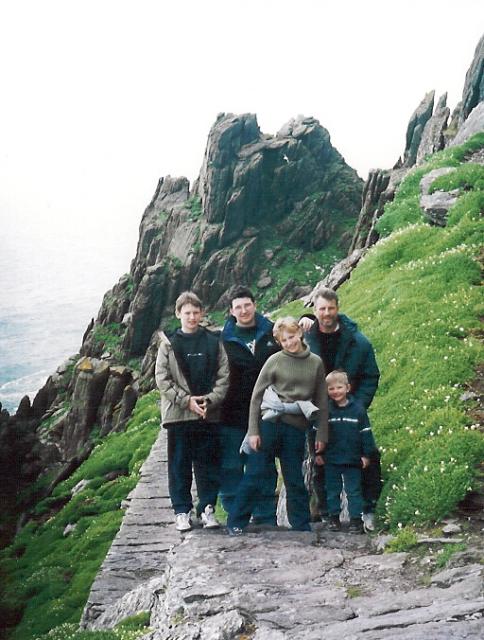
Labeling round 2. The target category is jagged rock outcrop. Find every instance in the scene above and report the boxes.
[403,91,435,168]
[416,93,450,165]
[419,167,459,226]
[451,101,484,147]
[348,37,484,260]
[84,113,363,358]
[348,169,391,253]
[303,249,366,305]
[460,34,484,124]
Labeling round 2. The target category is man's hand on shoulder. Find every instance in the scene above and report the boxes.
[298,317,315,332]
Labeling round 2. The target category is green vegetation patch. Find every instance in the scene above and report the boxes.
[339,134,484,530]
[376,132,484,236]
[31,611,150,639]
[187,196,203,220]
[1,391,160,640]
[91,323,124,355]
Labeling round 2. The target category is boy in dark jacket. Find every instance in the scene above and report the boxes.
[155,291,229,532]
[316,370,376,534]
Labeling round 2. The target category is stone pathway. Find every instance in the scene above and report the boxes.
[81,429,484,638]
[80,429,178,628]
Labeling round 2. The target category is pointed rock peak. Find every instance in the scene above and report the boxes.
[403,90,435,167]
[461,34,484,123]
[146,175,190,213]
[276,115,322,138]
[435,92,448,113]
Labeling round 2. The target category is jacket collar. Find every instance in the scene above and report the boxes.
[222,312,273,344]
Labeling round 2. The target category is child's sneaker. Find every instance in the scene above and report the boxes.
[348,518,364,534]
[200,504,220,529]
[226,526,244,536]
[362,512,375,532]
[175,512,192,532]
[327,515,341,531]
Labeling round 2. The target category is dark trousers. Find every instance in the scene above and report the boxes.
[325,464,363,519]
[309,431,382,514]
[227,421,311,531]
[167,421,219,516]
[219,425,277,524]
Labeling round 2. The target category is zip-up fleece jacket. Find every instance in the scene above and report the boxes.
[155,329,229,427]
[221,313,280,426]
[305,313,380,409]
[324,396,376,466]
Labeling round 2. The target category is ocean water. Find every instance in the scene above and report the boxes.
[0,215,136,414]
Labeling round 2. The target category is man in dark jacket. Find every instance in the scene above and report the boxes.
[220,287,280,523]
[300,287,381,530]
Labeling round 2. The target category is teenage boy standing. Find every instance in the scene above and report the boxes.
[220,287,280,523]
[155,291,229,532]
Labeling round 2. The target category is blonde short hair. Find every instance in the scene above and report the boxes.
[273,316,303,343]
[326,370,349,385]
[175,291,203,314]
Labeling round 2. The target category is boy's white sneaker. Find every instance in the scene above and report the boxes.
[201,504,220,529]
[175,512,192,532]
[362,512,375,532]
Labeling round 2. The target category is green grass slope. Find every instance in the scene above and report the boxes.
[0,392,160,640]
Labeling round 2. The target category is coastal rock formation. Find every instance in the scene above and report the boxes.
[403,91,435,168]
[347,37,484,260]
[82,113,363,358]
[460,34,484,124]
[416,93,450,165]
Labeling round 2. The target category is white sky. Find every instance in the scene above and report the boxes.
[1,0,483,266]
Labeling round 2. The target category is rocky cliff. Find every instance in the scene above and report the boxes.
[83,113,363,359]
[325,34,484,289]
[0,112,363,546]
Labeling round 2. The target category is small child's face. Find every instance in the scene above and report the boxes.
[327,381,350,404]
[176,303,203,333]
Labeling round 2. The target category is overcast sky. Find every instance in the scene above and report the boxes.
[1,0,483,264]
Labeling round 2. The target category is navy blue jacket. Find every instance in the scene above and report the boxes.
[325,396,376,466]
[221,313,280,426]
[305,313,380,409]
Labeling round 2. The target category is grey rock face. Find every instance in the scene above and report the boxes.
[451,101,484,147]
[61,357,110,458]
[416,93,450,165]
[302,249,365,306]
[460,34,484,124]
[83,112,362,357]
[348,169,391,252]
[419,167,459,227]
[403,91,435,167]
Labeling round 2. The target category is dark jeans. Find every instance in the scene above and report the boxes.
[309,430,382,515]
[167,421,219,516]
[325,464,363,519]
[219,425,277,524]
[227,421,311,531]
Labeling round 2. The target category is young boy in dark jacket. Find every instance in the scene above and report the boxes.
[316,370,376,534]
[155,291,229,532]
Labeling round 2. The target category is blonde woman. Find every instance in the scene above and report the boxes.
[227,317,328,534]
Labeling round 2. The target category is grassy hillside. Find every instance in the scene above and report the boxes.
[1,134,483,640]
[0,392,160,640]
